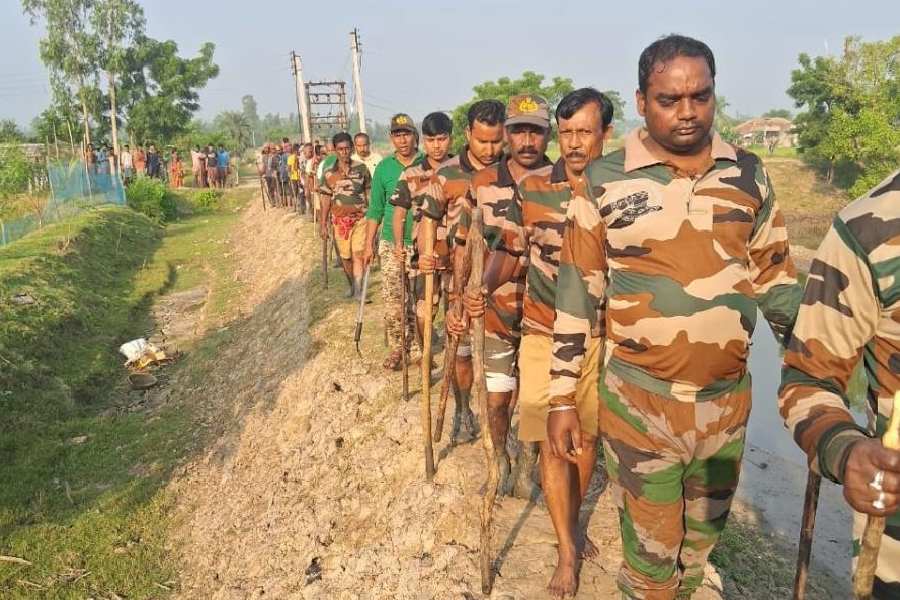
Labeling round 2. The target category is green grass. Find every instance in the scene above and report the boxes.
[0,187,252,598]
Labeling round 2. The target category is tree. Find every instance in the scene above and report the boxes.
[0,120,25,143]
[22,0,100,147]
[90,0,145,159]
[788,36,900,193]
[117,37,219,144]
[715,95,739,143]
[241,94,261,141]
[762,108,792,119]
[214,111,252,152]
[450,71,574,149]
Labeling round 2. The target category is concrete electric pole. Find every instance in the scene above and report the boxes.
[349,28,367,134]
[291,51,313,143]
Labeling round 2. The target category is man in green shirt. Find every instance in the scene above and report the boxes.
[363,113,424,370]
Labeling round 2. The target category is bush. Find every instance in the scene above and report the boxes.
[192,188,222,210]
[126,177,177,222]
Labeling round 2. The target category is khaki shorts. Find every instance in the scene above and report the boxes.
[334,218,367,260]
[517,333,601,442]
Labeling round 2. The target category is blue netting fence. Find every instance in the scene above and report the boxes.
[0,159,126,247]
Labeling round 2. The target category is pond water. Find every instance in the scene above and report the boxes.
[740,319,867,588]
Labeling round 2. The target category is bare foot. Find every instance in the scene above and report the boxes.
[580,534,599,561]
[548,546,578,599]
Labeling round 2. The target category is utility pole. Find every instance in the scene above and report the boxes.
[349,28,366,134]
[291,51,312,143]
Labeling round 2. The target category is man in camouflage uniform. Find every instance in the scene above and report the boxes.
[454,94,556,499]
[320,132,372,299]
[417,100,507,441]
[779,169,900,599]
[390,112,452,365]
[548,35,802,599]
[475,88,613,597]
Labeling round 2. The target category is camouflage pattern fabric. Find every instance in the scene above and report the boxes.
[469,154,552,392]
[391,157,451,271]
[420,148,480,251]
[549,128,802,406]
[600,369,751,599]
[496,158,598,338]
[779,169,900,597]
[378,239,414,356]
[321,160,371,218]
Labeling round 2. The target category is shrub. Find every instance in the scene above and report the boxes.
[126,177,177,222]
[192,189,222,210]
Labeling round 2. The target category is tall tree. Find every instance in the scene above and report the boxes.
[762,108,792,119]
[241,94,261,141]
[214,111,252,152]
[23,0,99,147]
[91,0,145,160]
[788,36,900,193]
[0,120,26,143]
[117,37,219,144]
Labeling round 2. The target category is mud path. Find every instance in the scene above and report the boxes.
[165,197,727,599]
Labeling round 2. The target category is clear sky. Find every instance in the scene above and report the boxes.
[2,0,898,129]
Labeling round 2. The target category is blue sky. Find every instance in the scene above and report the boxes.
[2,0,898,128]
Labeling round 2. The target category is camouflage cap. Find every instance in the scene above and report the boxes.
[390,113,417,133]
[505,94,550,129]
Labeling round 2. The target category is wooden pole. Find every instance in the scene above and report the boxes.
[854,392,900,599]
[401,254,410,402]
[421,218,436,481]
[468,208,498,594]
[435,251,471,443]
[792,470,821,600]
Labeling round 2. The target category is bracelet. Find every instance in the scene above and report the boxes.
[548,405,577,413]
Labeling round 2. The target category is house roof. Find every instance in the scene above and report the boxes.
[734,117,794,135]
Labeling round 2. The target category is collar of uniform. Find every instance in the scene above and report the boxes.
[425,153,452,171]
[390,151,424,169]
[550,157,568,184]
[459,146,477,173]
[623,127,737,173]
[496,153,553,187]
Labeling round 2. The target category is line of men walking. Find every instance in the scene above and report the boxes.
[260,32,900,599]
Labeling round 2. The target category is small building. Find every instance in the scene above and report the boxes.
[734,117,796,148]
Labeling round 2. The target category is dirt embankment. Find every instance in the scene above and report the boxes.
[165,198,728,599]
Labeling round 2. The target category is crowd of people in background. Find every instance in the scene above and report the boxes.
[82,141,234,188]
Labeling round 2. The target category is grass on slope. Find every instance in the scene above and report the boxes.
[0,187,252,598]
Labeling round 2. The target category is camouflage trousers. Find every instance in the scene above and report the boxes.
[599,370,751,599]
[379,240,414,356]
[853,493,900,599]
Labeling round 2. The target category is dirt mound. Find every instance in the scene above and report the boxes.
[167,198,725,599]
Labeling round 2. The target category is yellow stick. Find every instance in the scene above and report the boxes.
[854,391,900,599]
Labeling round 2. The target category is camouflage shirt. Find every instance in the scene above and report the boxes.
[473,155,554,348]
[391,156,451,269]
[421,147,481,251]
[322,160,371,218]
[550,128,802,405]
[779,169,900,483]
[496,158,596,337]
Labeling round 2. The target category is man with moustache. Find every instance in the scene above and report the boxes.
[417,99,507,440]
[469,88,614,597]
[550,35,803,598]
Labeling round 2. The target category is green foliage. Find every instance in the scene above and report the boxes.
[214,111,252,152]
[118,38,219,144]
[449,71,575,149]
[715,95,740,143]
[0,120,25,143]
[192,188,222,210]
[125,176,176,222]
[788,35,900,193]
[0,146,34,201]
[762,108,793,119]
